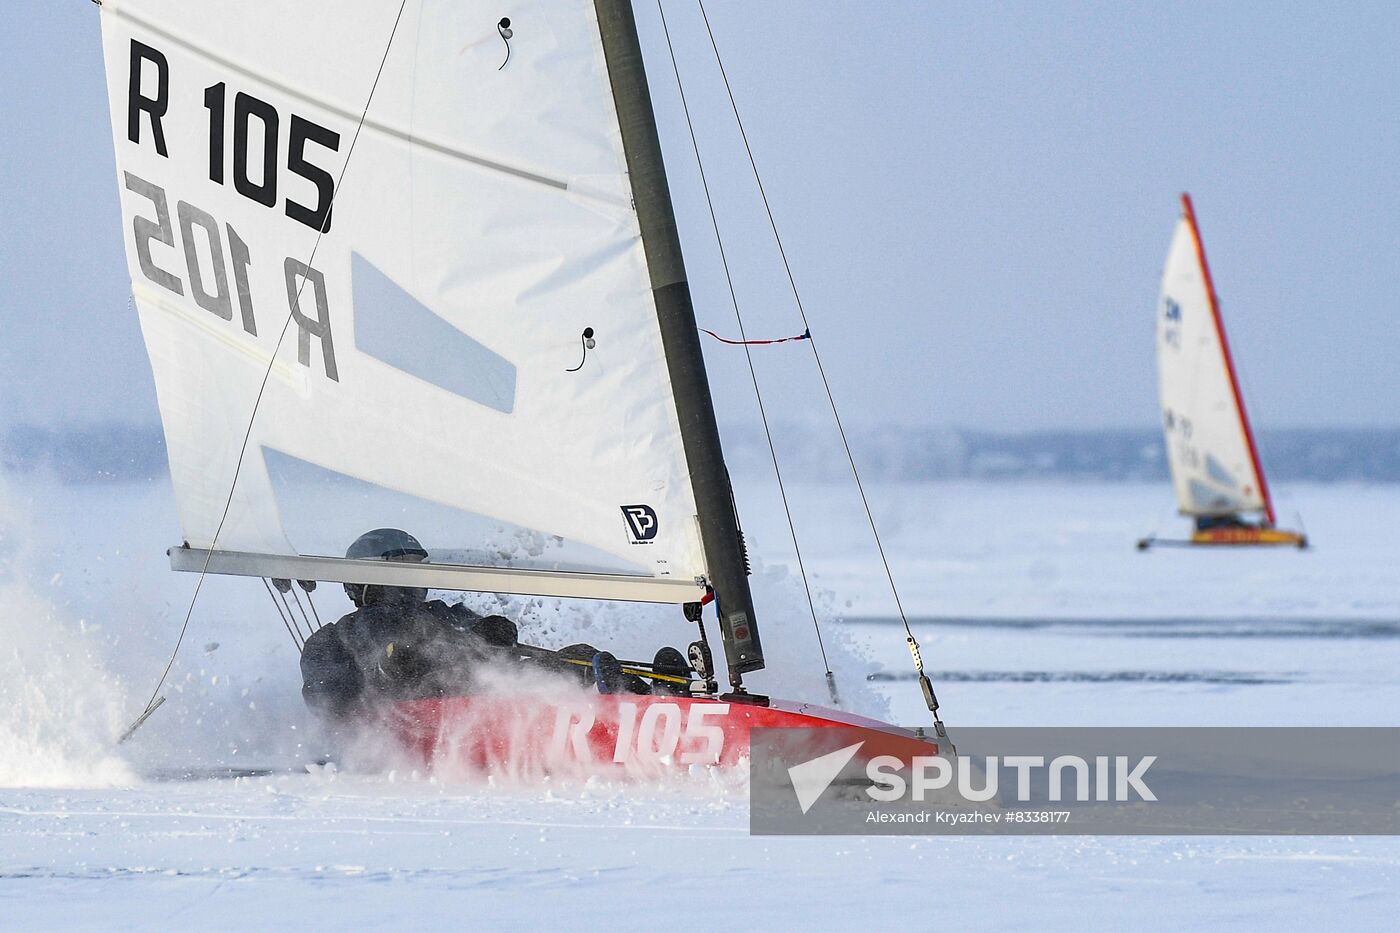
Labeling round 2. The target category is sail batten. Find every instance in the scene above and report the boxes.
[1155,194,1271,520]
[102,0,710,597]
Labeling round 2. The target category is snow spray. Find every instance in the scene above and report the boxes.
[0,479,135,787]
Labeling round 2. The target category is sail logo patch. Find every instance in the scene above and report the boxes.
[621,505,659,543]
[1162,297,1183,349]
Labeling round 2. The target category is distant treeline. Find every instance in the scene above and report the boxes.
[5,422,1400,484]
[1,423,167,483]
[723,424,1400,484]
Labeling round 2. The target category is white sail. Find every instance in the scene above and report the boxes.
[1155,197,1271,520]
[99,0,707,599]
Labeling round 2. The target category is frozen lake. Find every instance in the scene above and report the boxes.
[2,477,1398,929]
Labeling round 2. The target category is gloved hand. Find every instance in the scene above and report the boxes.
[377,640,432,691]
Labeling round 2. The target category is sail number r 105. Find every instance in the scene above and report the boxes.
[127,40,342,234]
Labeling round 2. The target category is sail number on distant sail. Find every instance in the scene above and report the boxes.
[1159,295,1195,465]
[123,39,341,382]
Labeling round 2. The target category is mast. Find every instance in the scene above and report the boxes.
[594,0,764,685]
[1180,192,1276,526]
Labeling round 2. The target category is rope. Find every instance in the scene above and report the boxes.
[288,586,317,637]
[555,655,692,687]
[123,0,411,732]
[276,586,309,644]
[302,584,325,630]
[699,326,809,346]
[262,578,304,651]
[694,0,944,734]
[656,1,838,707]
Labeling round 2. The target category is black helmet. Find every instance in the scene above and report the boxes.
[344,528,429,607]
[346,528,429,562]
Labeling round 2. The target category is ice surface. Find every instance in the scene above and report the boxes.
[5,778,1398,931]
[1,475,1398,928]
[732,479,1399,619]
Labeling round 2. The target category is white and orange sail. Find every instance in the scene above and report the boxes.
[1143,194,1305,548]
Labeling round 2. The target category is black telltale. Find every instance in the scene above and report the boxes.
[496,17,514,69]
[567,327,596,372]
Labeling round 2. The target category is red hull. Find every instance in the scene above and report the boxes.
[389,693,935,776]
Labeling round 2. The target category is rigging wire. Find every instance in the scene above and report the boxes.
[693,0,948,738]
[280,585,313,644]
[1229,322,1283,522]
[262,578,304,651]
[302,584,326,630]
[699,326,809,346]
[1228,348,1308,544]
[655,0,839,707]
[269,579,310,646]
[122,0,412,735]
[287,582,315,633]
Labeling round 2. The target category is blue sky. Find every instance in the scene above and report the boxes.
[3,0,1398,433]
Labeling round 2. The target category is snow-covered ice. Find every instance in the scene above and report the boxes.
[6,778,1398,931]
[2,475,1398,929]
